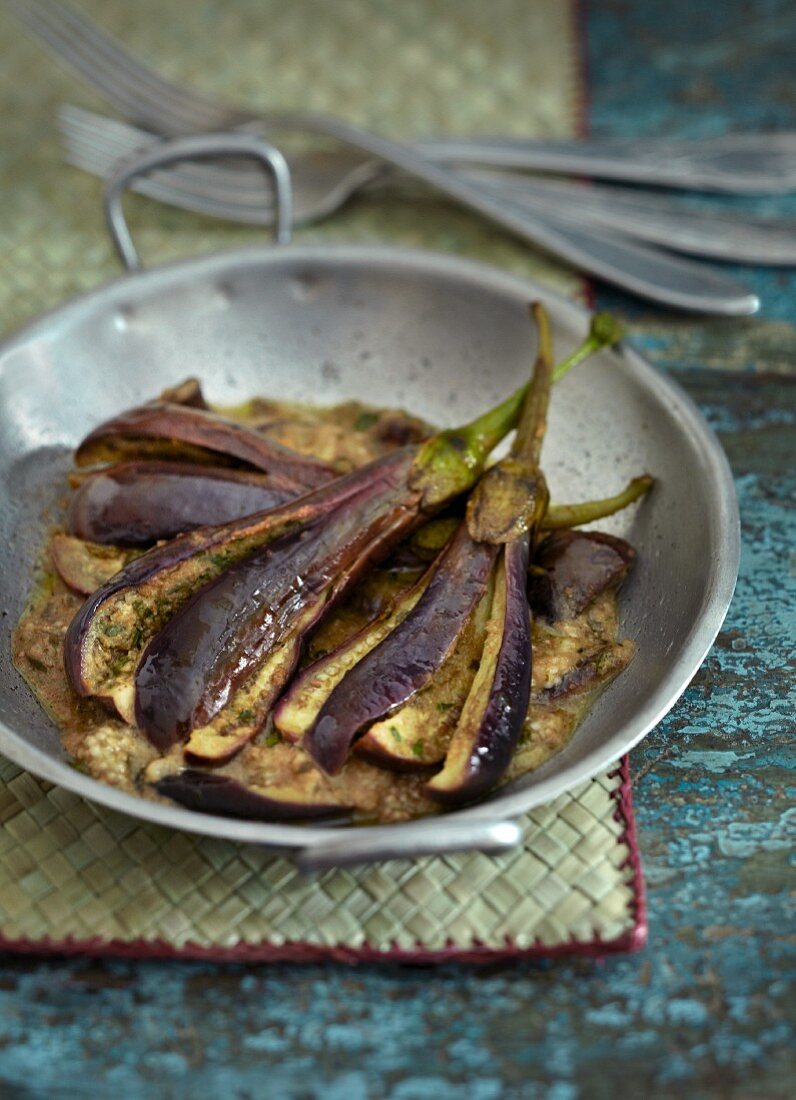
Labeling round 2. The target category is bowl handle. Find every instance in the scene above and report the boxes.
[294,818,522,872]
[103,132,293,271]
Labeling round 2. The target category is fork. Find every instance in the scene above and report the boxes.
[12,0,761,313]
[61,105,796,266]
[13,0,796,194]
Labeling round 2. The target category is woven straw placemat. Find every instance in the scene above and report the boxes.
[0,756,645,960]
[0,0,646,959]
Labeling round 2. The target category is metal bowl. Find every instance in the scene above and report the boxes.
[0,241,739,866]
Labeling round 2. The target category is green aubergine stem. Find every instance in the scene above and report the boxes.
[412,309,624,509]
[408,470,654,559]
[544,475,654,529]
[464,302,555,545]
[511,301,554,468]
[551,311,626,383]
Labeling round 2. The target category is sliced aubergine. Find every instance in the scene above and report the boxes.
[68,461,295,546]
[65,369,536,727]
[508,639,635,782]
[272,571,432,745]
[134,450,422,754]
[63,362,531,731]
[50,534,142,595]
[354,579,493,771]
[528,530,636,622]
[534,639,636,705]
[74,402,336,489]
[425,538,532,804]
[302,523,498,776]
[154,769,352,821]
[64,451,412,723]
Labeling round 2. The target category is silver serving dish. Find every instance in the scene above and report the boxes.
[0,137,739,868]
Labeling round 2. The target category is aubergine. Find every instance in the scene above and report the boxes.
[74,402,336,489]
[302,523,497,776]
[154,769,352,821]
[534,640,635,705]
[134,450,422,754]
[508,640,635,782]
[427,305,636,801]
[425,302,552,803]
[528,530,636,622]
[68,461,295,546]
[425,538,532,804]
[354,580,493,771]
[273,572,432,745]
[182,623,309,763]
[50,534,142,595]
[64,450,413,723]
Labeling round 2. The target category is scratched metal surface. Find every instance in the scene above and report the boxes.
[0,1,795,1097]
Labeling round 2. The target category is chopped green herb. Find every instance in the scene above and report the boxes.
[103,624,122,637]
[209,552,229,569]
[411,738,425,758]
[264,730,281,748]
[68,760,90,775]
[389,726,403,742]
[237,708,255,722]
[131,626,143,648]
[436,701,455,712]
[354,411,379,431]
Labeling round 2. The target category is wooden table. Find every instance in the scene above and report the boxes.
[0,1,793,1096]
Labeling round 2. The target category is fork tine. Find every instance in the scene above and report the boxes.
[64,126,276,210]
[62,131,275,226]
[10,0,237,134]
[59,105,278,202]
[66,148,274,225]
[59,106,278,219]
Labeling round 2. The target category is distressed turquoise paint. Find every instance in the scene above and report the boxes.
[588,0,796,325]
[0,2,794,1097]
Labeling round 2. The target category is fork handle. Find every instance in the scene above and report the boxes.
[256,114,759,316]
[418,133,796,194]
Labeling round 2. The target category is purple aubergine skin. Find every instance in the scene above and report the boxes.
[428,536,532,805]
[303,523,498,776]
[68,461,295,546]
[154,770,350,822]
[64,449,415,700]
[74,402,335,488]
[134,454,420,750]
[528,530,636,622]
